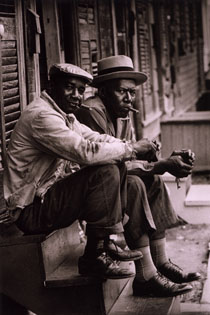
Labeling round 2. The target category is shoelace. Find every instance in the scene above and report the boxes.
[166,259,183,273]
[107,239,121,253]
[100,252,120,269]
[156,272,175,289]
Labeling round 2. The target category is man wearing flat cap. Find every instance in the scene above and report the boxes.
[76,55,200,296]
[2,62,161,280]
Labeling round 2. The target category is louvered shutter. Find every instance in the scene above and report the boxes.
[77,0,98,75]
[0,0,26,170]
[136,0,156,120]
[76,0,99,97]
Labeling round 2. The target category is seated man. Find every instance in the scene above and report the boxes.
[76,55,200,296]
[1,63,151,280]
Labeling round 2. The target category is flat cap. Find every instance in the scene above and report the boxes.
[49,63,93,84]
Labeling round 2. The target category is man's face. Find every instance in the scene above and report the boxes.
[103,79,137,119]
[54,77,86,114]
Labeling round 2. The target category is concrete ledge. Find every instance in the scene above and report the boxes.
[185,185,210,206]
[162,173,191,216]
[181,302,210,313]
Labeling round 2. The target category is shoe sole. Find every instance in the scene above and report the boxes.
[159,273,201,284]
[133,287,192,297]
[79,271,135,280]
[109,254,143,262]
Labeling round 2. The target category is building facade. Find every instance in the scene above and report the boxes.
[0,0,207,171]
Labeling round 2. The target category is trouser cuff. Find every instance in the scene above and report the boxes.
[86,221,124,238]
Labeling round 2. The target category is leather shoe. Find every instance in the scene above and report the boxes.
[158,260,201,283]
[78,252,135,279]
[133,272,193,297]
[105,240,143,261]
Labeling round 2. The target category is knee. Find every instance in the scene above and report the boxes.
[96,164,121,183]
[127,175,146,194]
[153,174,164,190]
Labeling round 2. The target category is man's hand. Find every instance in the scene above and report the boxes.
[165,155,193,177]
[171,149,195,166]
[132,139,159,162]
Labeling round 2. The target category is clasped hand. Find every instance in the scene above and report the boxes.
[166,149,195,178]
[132,139,160,162]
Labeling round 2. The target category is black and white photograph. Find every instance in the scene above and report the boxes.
[0,0,210,314]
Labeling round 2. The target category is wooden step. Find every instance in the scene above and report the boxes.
[0,226,106,314]
[45,249,134,314]
[108,278,181,315]
[41,221,83,277]
[0,221,134,315]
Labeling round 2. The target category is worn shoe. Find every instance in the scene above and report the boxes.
[133,272,193,297]
[78,252,135,279]
[158,259,201,284]
[105,240,143,261]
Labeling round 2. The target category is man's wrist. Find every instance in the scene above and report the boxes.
[123,142,137,161]
[153,159,167,175]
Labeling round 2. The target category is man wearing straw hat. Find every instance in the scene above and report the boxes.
[76,55,200,296]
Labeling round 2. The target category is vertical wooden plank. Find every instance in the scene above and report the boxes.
[111,0,118,55]
[97,0,113,59]
[130,0,138,69]
[15,0,27,110]
[0,33,7,169]
[41,0,63,75]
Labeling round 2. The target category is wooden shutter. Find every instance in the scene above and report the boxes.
[76,0,99,98]
[0,0,26,170]
[77,0,98,76]
[136,0,156,120]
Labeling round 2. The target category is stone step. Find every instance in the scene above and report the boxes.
[163,173,210,224]
[180,302,210,313]
[162,173,191,216]
[185,185,210,206]
[183,185,210,224]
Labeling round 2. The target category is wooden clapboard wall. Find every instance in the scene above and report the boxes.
[0,0,26,171]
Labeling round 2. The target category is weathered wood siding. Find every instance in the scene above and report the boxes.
[161,111,210,171]
[174,52,199,114]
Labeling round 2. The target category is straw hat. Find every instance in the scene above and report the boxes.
[92,55,147,87]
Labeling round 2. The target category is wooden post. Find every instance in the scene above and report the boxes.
[41,0,63,76]
[0,23,6,170]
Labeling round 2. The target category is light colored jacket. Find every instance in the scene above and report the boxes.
[3,91,133,212]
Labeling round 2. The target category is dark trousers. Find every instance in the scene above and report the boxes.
[124,172,184,248]
[16,164,183,248]
[16,163,127,238]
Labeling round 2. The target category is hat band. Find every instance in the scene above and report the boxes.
[98,66,134,76]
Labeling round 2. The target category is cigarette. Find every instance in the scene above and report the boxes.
[80,104,92,111]
[128,107,139,113]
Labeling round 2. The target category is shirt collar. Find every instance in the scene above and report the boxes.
[41,90,75,122]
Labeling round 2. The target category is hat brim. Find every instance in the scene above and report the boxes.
[91,71,147,87]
